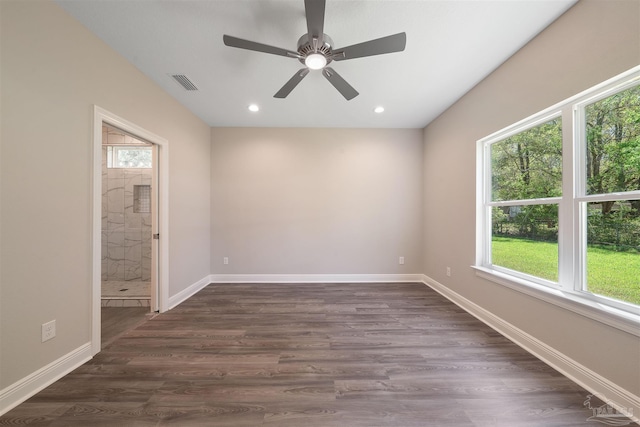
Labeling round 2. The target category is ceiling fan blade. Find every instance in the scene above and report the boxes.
[223,35,300,58]
[304,0,326,45]
[274,68,310,98]
[322,67,359,100]
[332,32,407,61]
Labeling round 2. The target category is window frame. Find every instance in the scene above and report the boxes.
[475,66,640,335]
[484,113,563,285]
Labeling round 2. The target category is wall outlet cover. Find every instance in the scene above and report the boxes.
[42,320,56,342]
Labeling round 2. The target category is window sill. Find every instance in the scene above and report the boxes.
[472,266,640,337]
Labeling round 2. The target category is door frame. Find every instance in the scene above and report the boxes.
[91,106,170,355]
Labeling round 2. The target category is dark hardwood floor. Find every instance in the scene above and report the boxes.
[101,306,152,350]
[1,283,632,426]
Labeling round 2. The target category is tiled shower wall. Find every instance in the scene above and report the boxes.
[101,126,152,282]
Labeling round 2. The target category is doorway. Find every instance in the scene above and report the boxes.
[92,106,169,355]
[101,124,155,309]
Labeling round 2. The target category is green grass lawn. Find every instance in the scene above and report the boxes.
[492,236,640,306]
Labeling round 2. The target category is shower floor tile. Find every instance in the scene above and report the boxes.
[102,280,150,299]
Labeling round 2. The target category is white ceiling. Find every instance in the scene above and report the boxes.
[55,0,577,129]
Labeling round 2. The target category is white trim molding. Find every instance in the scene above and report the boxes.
[0,343,92,416]
[209,273,425,284]
[167,275,212,311]
[421,274,639,424]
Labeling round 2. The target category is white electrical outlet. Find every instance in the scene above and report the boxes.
[42,320,56,342]
[223,257,229,265]
[446,267,451,277]
[399,256,405,265]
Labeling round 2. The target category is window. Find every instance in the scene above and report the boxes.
[490,118,562,283]
[578,83,640,309]
[107,146,152,168]
[477,66,640,328]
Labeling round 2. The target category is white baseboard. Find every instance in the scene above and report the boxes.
[421,274,639,424]
[0,342,92,416]
[166,275,213,311]
[209,273,424,284]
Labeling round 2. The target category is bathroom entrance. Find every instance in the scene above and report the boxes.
[101,124,157,312]
[93,106,168,354]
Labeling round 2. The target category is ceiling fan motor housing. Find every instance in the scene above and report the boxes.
[297,34,334,66]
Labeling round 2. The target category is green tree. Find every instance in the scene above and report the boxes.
[586,85,640,213]
[490,119,562,242]
[491,118,563,202]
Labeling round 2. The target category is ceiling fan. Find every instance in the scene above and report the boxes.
[223,0,406,100]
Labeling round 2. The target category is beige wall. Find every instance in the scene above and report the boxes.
[422,0,640,400]
[211,128,423,275]
[0,0,211,387]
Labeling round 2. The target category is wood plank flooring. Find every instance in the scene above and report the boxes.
[1,282,632,426]
[101,307,152,350]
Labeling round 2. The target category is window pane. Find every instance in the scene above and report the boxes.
[491,118,562,201]
[491,204,558,281]
[114,147,152,168]
[585,84,640,195]
[585,200,640,305]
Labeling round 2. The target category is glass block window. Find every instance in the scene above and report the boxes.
[134,185,151,213]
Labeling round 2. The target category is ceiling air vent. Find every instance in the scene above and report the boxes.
[171,74,199,91]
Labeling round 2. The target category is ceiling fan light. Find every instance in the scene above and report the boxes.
[374,106,385,113]
[248,104,259,112]
[305,53,327,70]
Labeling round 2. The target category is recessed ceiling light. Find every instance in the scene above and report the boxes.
[374,106,385,113]
[248,104,259,112]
